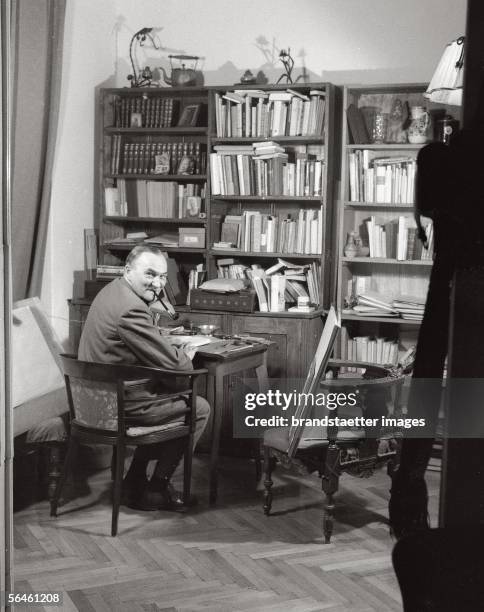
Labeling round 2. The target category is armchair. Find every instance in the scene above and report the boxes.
[262,310,404,543]
[51,354,207,536]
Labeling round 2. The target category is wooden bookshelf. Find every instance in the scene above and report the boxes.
[86,83,338,388]
[208,82,337,312]
[98,86,209,278]
[335,83,460,367]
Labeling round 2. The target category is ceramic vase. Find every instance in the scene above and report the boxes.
[407,106,431,144]
[344,232,358,258]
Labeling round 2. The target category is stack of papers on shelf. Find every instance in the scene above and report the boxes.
[352,292,399,317]
[144,232,179,247]
[392,294,426,320]
[103,235,146,246]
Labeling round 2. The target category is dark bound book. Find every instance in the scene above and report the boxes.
[347,104,369,144]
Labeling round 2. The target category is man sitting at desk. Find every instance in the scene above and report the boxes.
[78,245,210,511]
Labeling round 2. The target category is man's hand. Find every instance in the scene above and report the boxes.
[183,345,198,361]
[164,335,212,361]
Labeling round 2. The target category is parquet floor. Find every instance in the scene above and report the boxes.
[14,454,440,611]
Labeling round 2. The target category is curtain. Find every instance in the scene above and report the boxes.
[11,0,66,300]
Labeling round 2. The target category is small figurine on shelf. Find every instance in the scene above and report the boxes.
[239,69,257,85]
[127,27,160,88]
[387,98,408,143]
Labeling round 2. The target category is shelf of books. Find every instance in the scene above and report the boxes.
[336,83,458,366]
[207,82,336,316]
[98,87,210,305]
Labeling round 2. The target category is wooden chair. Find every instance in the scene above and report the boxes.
[262,308,404,543]
[12,298,70,507]
[51,354,207,536]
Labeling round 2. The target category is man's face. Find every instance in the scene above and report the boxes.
[124,252,168,303]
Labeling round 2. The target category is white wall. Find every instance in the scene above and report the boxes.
[42,0,118,344]
[43,0,467,343]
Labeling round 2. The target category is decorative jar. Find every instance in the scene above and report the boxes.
[344,232,358,258]
[407,106,431,144]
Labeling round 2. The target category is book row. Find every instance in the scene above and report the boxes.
[210,144,325,197]
[215,208,324,255]
[113,95,177,128]
[104,180,204,219]
[348,151,416,204]
[362,216,433,260]
[216,258,321,312]
[110,137,206,176]
[214,88,326,138]
[339,327,400,366]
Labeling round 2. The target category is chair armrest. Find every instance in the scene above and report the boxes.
[61,354,207,382]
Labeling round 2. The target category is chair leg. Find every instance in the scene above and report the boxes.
[253,439,263,482]
[111,446,117,481]
[47,443,65,504]
[183,434,194,503]
[50,437,76,517]
[263,446,276,516]
[321,442,340,544]
[111,443,125,537]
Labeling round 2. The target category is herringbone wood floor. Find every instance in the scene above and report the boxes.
[14,454,440,611]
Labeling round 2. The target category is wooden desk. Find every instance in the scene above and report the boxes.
[195,341,270,503]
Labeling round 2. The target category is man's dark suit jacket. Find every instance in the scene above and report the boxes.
[78,277,192,423]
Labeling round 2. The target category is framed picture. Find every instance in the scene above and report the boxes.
[130,112,142,128]
[177,104,201,127]
[154,151,171,175]
[177,155,196,175]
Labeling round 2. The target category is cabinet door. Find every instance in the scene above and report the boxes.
[230,316,289,379]
[230,314,323,380]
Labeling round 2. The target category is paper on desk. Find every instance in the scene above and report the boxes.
[165,335,213,348]
[164,334,215,360]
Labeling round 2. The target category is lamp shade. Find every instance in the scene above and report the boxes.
[424,37,464,106]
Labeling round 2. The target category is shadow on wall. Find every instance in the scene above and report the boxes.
[322,67,432,86]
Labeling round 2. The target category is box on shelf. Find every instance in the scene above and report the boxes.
[179,227,205,248]
[189,289,256,312]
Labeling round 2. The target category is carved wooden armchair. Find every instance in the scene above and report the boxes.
[262,309,404,543]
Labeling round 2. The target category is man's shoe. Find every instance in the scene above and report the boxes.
[166,483,198,509]
[127,482,196,513]
[126,488,178,512]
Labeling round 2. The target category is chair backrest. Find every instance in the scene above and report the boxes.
[287,306,341,457]
[61,354,125,432]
